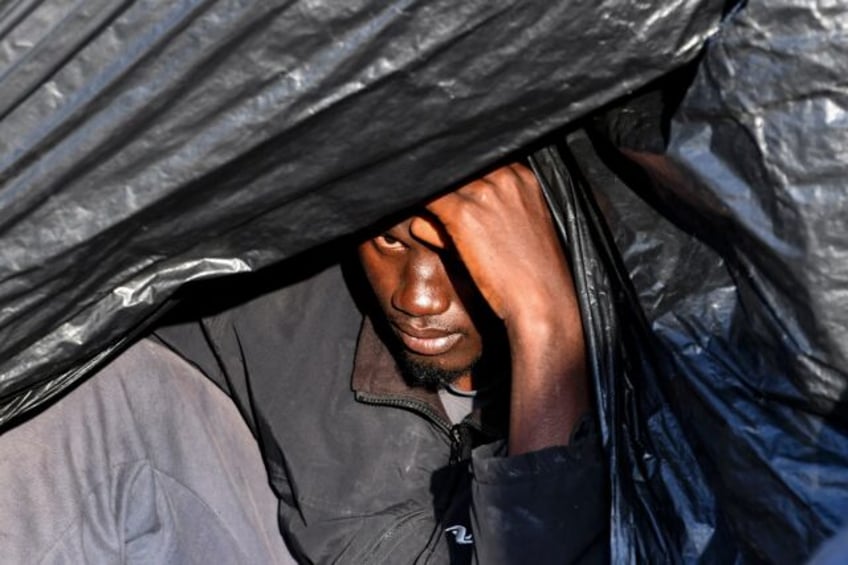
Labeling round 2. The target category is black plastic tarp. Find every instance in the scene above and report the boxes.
[562,1,848,560]
[0,0,724,421]
[609,1,848,559]
[3,0,848,563]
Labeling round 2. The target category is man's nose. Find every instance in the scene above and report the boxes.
[392,255,450,317]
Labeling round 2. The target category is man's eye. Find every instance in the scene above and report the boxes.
[375,233,404,250]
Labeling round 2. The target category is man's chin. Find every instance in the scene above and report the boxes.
[396,354,473,389]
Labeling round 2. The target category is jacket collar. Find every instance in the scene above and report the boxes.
[351,316,451,423]
[350,316,509,439]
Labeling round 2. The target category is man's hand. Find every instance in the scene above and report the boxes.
[411,163,589,455]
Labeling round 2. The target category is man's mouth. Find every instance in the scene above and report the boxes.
[392,323,462,356]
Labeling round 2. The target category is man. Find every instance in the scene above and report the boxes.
[357,162,590,456]
[0,160,603,564]
[158,161,607,563]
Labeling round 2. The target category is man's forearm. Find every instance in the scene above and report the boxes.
[507,315,589,455]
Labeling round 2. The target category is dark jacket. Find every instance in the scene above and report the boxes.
[157,261,607,564]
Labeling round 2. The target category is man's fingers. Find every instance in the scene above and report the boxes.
[425,163,534,219]
[409,214,449,249]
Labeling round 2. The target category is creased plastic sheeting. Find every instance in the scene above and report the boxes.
[0,0,724,424]
[565,0,848,562]
[534,135,737,563]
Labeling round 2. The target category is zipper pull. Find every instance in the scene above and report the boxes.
[449,423,473,464]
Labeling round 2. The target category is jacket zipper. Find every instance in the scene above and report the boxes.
[355,392,453,435]
[354,392,484,463]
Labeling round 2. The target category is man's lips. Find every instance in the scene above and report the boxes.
[392,322,462,356]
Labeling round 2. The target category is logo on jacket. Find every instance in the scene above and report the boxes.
[445,525,473,545]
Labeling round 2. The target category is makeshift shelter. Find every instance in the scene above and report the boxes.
[2,0,847,562]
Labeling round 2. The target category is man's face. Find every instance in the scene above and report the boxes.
[357,215,491,389]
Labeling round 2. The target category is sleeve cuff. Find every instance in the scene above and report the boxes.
[471,414,600,484]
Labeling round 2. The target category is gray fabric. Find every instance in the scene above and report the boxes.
[0,338,295,565]
[437,387,474,426]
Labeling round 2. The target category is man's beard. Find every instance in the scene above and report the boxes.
[394,351,480,389]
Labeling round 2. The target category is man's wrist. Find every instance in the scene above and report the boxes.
[506,306,589,455]
[506,310,583,373]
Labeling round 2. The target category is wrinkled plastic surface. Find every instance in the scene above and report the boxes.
[661,2,848,560]
[4,0,848,563]
[0,0,724,422]
[551,1,848,561]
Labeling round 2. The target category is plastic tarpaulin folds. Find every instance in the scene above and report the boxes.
[3,0,848,563]
[0,0,724,421]
[560,0,848,560]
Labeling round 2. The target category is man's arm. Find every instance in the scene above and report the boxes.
[412,164,606,564]
[411,163,590,453]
